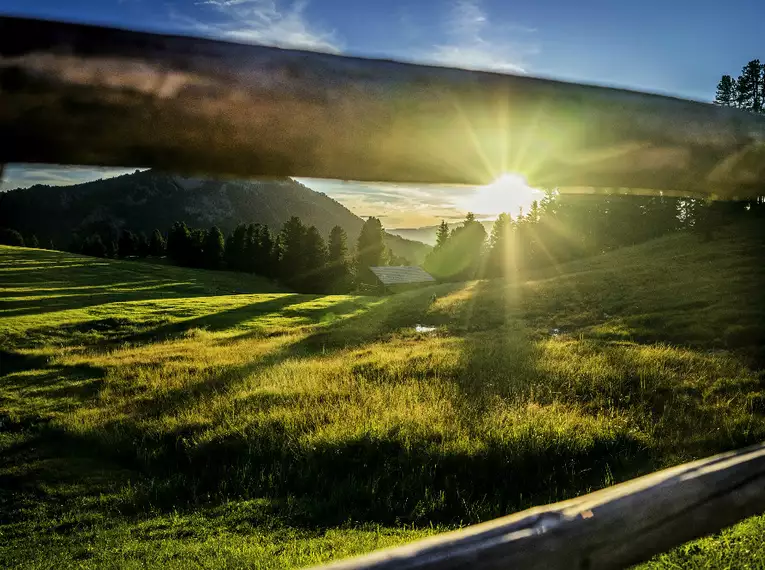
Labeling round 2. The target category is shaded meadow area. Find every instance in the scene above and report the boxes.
[2,225,765,568]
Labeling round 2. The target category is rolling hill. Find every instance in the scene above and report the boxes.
[1,222,765,568]
[0,169,431,263]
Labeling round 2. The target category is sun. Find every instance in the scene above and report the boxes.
[457,173,542,218]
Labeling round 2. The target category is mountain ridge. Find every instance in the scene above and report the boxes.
[0,170,431,263]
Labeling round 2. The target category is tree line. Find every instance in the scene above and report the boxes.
[425,192,765,282]
[3,191,761,290]
[0,228,45,249]
[0,216,407,294]
[160,219,360,293]
[714,58,764,111]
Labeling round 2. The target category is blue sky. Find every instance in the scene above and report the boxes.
[2,0,763,226]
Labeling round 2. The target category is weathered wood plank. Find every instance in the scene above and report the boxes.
[1,16,765,198]
[311,442,765,570]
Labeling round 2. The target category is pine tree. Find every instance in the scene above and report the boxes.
[167,222,191,264]
[243,224,258,273]
[117,229,137,258]
[301,226,328,292]
[258,225,277,278]
[356,217,387,284]
[224,234,235,266]
[136,232,150,257]
[424,212,486,281]
[188,229,206,267]
[736,60,763,112]
[28,234,39,248]
[714,75,737,107]
[241,224,256,271]
[225,224,248,271]
[278,216,308,283]
[47,238,55,251]
[82,234,107,258]
[326,225,351,292]
[485,213,514,278]
[435,220,450,249]
[0,228,24,246]
[149,229,165,257]
[68,234,83,254]
[106,239,118,259]
[203,226,225,269]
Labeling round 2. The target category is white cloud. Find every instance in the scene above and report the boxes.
[448,0,488,39]
[187,0,341,53]
[428,0,537,73]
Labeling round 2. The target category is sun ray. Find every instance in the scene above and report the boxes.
[450,97,498,182]
[458,173,541,218]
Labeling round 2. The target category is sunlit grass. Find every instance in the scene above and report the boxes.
[1,228,765,568]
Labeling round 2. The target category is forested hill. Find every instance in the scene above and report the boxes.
[0,169,430,264]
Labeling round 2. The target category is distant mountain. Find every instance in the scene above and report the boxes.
[0,170,431,264]
[388,221,495,246]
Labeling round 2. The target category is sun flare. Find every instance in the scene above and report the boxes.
[458,173,542,219]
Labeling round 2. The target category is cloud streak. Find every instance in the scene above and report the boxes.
[185,0,341,52]
[0,165,139,192]
[428,0,537,73]
[295,178,474,227]
[295,178,541,229]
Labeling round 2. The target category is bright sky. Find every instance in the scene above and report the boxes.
[2,0,762,227]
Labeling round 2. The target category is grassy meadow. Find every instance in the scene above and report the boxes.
[2,225,765,569]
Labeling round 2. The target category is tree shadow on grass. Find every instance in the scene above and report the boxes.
[0,350,51,375]
[456,282,765,464]
[0,247,284,322]
[126,294,308,340]
[6,280,652,530]
[103,284,468,422]
[0,283,204,318]
[0,427,136,530]
[234,283,466,356]
[5,294,311,351]
[0,351,107,420]
[5,283,759,547]
[0,406,649,532]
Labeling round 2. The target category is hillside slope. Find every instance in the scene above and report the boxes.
[1,224,764,569]
[0,170,430,263]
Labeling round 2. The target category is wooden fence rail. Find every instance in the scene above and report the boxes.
[311,443,765,570]
[2,16,765,198]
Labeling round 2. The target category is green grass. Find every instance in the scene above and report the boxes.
[1,227,765,569]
